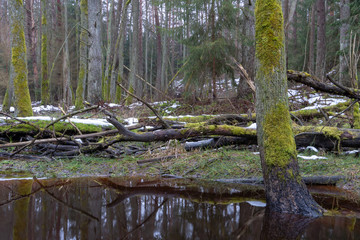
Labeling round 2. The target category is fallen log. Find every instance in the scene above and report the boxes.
[287,70,360,99]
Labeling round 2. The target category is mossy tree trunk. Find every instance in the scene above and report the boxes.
[62,0,72,107]
[9,0,33,117]
[75,0,88,109]
[41,0,50,106]
[254,0,322,216]
[103,0,114,101]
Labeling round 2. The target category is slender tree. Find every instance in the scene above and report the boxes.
[41,0,50,105]
[63,0,72,106]
[254,0,323,216]
[75,0,88,109]
[315,0,326,80]
[340,0,350,87]
[126,0,139,105]
[9,0,33,117]
[87,0,102,104]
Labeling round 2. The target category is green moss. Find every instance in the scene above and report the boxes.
[75,66,85,109]
[263,103,297,167]
[294,126,343,140]
[41,1,49,106]
[11,0,33,117]
[0,120,104,135]
[255,0,284,75]
[2,89,10,112]
[353,102,360,129]
[164,115,216,123]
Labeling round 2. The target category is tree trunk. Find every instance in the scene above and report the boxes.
[315,0,326,80]
[75,0,88,109]
[103,0,115,101]
[126,0,139,105]
[308,4,316,74]
[25,0,39,101]
[161,2,169,96]
[339,0,350,87]
[87,0,102,104]
[115,2,129,103]
[62,0,72,107]
[9,0,33,117]
[154,5,162,100]
[41,0,50,106]
[254,0,323,216]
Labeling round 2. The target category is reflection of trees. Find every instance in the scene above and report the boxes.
[0,177,358,239]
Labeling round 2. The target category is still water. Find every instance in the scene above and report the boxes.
[0,177,358,240]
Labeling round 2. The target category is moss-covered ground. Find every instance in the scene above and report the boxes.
[0,146,359,197]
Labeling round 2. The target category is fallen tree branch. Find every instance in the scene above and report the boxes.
[116,82,171,129]
[287,70,360,99]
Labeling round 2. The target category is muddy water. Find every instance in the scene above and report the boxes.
[0,177,358,240]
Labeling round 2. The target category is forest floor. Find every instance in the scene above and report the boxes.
[0,84,360,200]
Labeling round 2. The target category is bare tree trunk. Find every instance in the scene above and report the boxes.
[87,0,102,104]
[136,0,144,97]
[25,0,39,101]
[62,0,72,107]
[103,0,115,101]
[154,5,162,100]
[161,2,169,96]
[339,0,350,87]
[126,0,139,105]
[308,4,316,74]
[315,0,326,80]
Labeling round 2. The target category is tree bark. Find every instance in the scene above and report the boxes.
[41,0,50,106]
[308,4,316,74]
[254,0,323,216]
[62,0,72,107]
[9,0,33,117]
[126,0,139,105]
[87,0,102,104]
[315,0,326,80]
[339,0,350,87]
[75,0,88,109]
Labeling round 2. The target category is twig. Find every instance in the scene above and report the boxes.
[116,82,171,129]
[321,99,359,130]
[290,113,304,126]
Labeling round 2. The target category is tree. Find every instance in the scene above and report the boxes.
[62,0,72,107]
[9,0,33,117]
[340,0,350,87]
[254,0,323,216]
[315,0,326,80]
[87,0,102,104]
[75,0,88,109]
[126,0,139,105]
[41,0,50,105]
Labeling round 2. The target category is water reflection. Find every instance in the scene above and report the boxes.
[0,177,357,240]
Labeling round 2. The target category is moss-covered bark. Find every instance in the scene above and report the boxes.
[40,0,49,106]
[254,0,323,216]
[10,0,33,117]
[75,0,88,109]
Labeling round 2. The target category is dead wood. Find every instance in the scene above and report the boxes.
[287,70,360,99]
[137,155,177,165]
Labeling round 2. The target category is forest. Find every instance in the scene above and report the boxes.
[1,0,360,225]
[1,0,357,110]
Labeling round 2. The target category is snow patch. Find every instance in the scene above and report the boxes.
[246,201,266,207]
[297,155,327,160]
